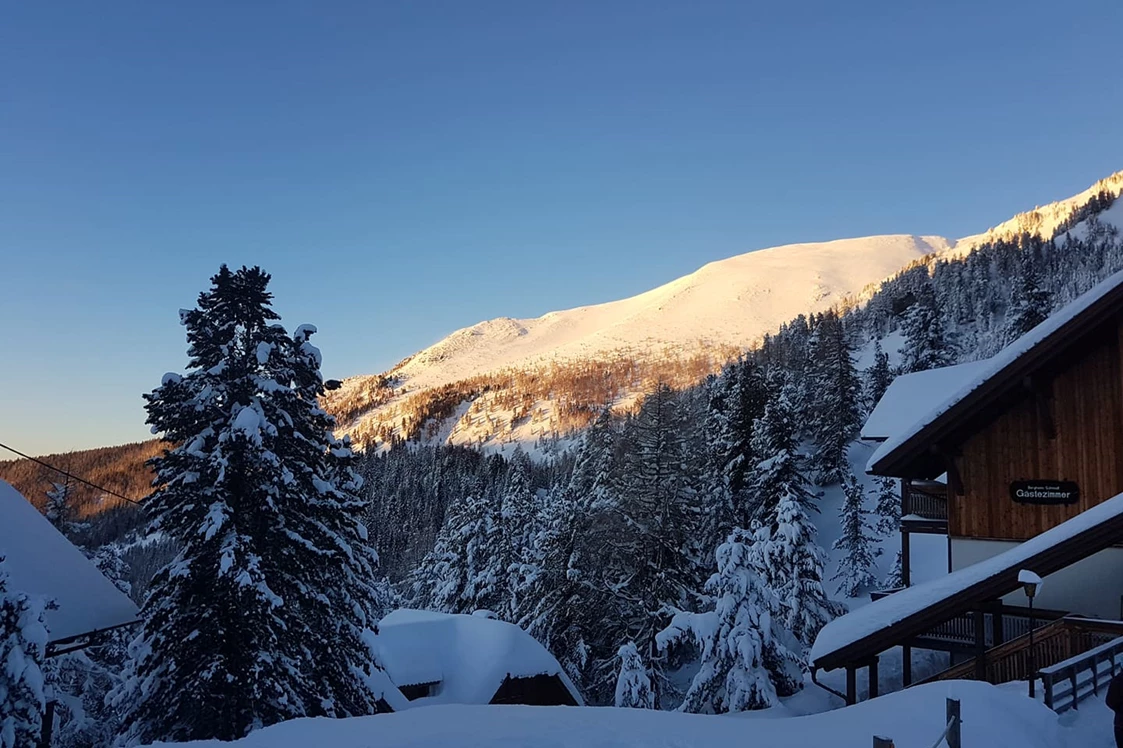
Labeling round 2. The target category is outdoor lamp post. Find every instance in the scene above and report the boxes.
[1019,569,1043,699]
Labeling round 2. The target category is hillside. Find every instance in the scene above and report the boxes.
[332,171,1123,451]
[0,440,159,514]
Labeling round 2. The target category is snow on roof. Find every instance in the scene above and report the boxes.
[375,609,583,707]
[811,489,1123,666]
[860,361,990,442]
[0,479,138,642]
[868,268,1123,473]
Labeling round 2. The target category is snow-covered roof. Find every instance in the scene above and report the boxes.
[0,479,139,643]
[375,609,583,707]
[811,489,1123,668]
[868,268,1123,475]
[860,361,990,442]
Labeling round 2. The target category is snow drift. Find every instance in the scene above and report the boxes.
[148,680,1069,748]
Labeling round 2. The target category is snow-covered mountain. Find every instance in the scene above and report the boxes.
[332,171,1123,451]
[392,235,951,389]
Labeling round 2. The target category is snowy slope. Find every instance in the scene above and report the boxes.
[389,234,952,393]
[339,171,1123,449]
[150,680,1080,748]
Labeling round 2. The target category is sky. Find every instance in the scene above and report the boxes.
[2,0,1122,456]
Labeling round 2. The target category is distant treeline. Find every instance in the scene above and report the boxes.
[0,440,161,514]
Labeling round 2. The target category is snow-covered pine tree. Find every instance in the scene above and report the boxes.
[807,311,862,485]
[746,381,818,526]
[278,322,394,715]
[864,339,893,413]
[613,642,654,709]
[410,482,505,616]
[872,475,900,538]
[883,549,904,590]
[700,373,737,555]
[519,411,617,698]
[656,527,803,714]
[703,359,769,542]
[1002,248,1053,344]
[115,265,388,744]
[609,384,703,705]
[44,476,80,540]
[901,288,954,373]
[500,451,540,621]
[831,472,880,598]
[0,556,48,748]
[749,493,842,650]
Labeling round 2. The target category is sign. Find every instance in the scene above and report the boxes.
[1010,481,1080,505]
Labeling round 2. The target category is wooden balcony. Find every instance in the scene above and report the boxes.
[920,616,1123,687]
[901,480,948,534]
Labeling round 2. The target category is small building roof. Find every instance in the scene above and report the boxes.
[0,479,139,643]
[811,488,1123,671]
[868,268,1123,478]
[861,361,990,442]
[375,609,583,707]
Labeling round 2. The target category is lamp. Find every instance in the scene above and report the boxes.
[1019,570,1043,699]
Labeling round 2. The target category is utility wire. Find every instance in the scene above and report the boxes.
[0,441,145,507]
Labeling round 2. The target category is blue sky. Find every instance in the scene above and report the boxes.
[2,0,1122,455]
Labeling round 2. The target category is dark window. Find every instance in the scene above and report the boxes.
[399,681,440,700]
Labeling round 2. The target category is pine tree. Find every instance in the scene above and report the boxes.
[883,549,904,590]
[500,453,539,620]
[519,412,617,697]
[613,642,654,709]
[656,528,803,714]
[747,384,818,526]
[115,266,388,744]
[44,476,80,540]
[872,476,900,538]
[608,384,702,705]
[901,289,954,373]
[831,472,880,597]
[864,339,893,413]
[703,360,769,539]
[0,557,48,748]
[807,311,862,485]
[411,485,505,616]
[1003,250,1052,344]
[750,494,842,649]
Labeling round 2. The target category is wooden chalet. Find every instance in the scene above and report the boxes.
[813,269,1123,704]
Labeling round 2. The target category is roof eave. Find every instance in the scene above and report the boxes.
[870,285,1123,478]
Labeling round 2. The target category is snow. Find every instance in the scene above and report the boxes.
[1018,569,1043,587]
[146,680,1080,748]
[860,360,990,441]
[869,267,1123,473]
[374,609,583,706]
[0,480,138,642]
[951,170,1123,256]
[811,489,1123,666]
[331,173,1123,453]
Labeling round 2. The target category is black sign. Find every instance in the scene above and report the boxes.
[1010,481,1080,505]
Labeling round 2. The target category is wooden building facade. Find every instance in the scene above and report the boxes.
[811,270,1123,704]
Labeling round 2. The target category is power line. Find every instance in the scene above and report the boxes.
[0,441,145,507]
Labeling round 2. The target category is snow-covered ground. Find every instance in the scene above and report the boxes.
[149,679,1114,747]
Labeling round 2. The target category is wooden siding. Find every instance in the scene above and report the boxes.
[950,319,1123,540]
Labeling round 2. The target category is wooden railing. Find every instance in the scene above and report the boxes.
[922,617,1123,687]
[903,482,948,521]
[1041,633,1123,713]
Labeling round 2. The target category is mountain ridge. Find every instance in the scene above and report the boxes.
[332,170,1123,451]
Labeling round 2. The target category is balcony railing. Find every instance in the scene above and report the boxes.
[903,480,948,522]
